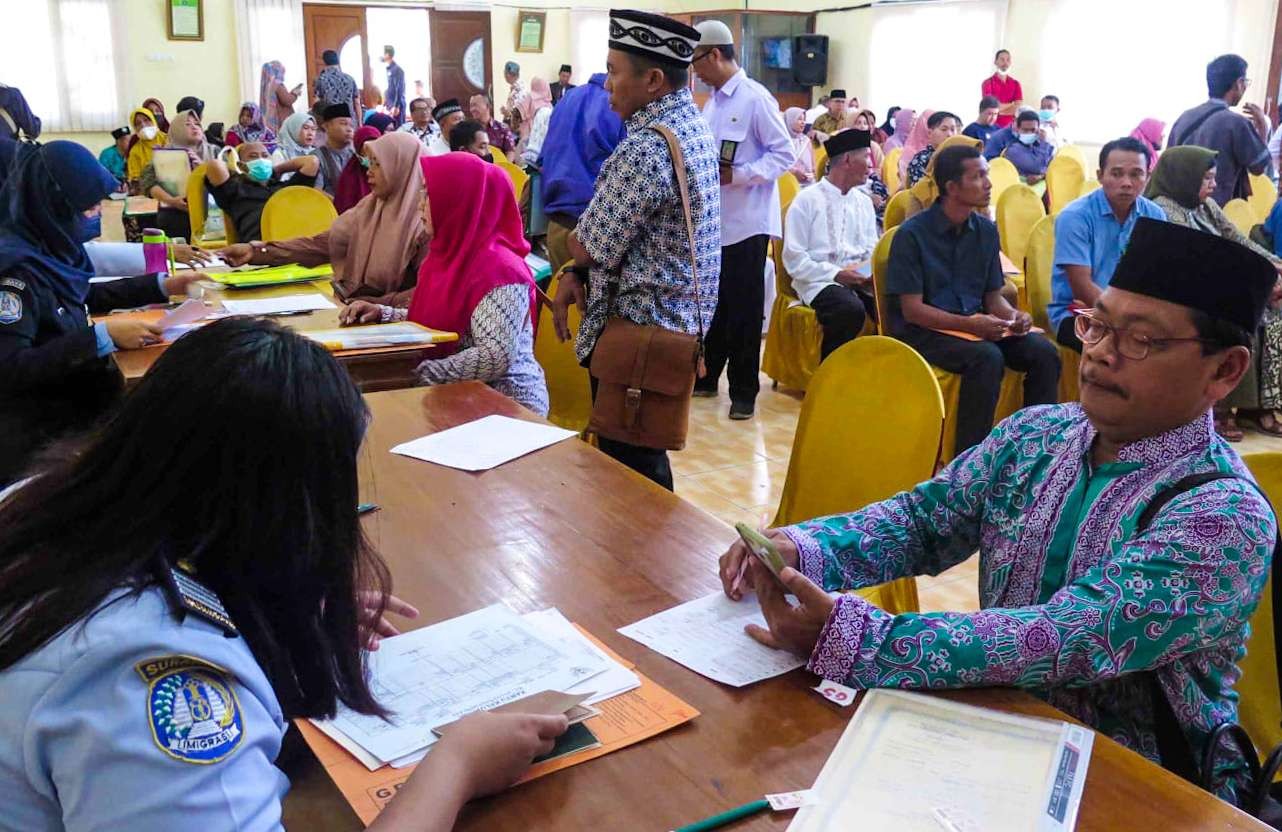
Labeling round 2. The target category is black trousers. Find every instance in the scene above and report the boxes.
[587,375,674,491]
[899,325,1061,454]
[699,234,770,404]
[1056,317,1083,352]
[811,284,871,360]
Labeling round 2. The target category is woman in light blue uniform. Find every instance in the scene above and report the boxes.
[0,318,568,831]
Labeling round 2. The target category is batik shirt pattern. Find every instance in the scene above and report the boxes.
[781,404,1275,800]
[574,88,721,362]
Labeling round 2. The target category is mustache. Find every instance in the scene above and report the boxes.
[1081,366,1128,398]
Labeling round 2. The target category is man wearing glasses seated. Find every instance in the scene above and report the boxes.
[718,218,1278,806]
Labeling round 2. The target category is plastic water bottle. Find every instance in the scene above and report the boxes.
[142,228,169,275]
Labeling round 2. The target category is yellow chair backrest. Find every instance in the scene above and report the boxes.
[882,147,902,193]
[774,335,944,527]
[814,145,828,179]
[871,226,898,335]
[495,157,529,200]
[1224,199,1257,236]
[883,189,913,231]
[1057,144,1087,169]
[1024,214,1056,333]
[996,183,1047,272]
[534,269,593,433]
[778,172,800,217]
[187,163,235,246]
[987,156,1021,206]
[1238,452,1282,771]
[260,186,338,242]
[1046,153,1086,215]
[1077,179,1101,199]
[1249,172,1278,223]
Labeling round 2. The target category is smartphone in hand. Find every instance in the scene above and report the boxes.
[734,522,787,584]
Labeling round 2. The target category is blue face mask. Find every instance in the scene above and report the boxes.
[359,155,371,169]
[245,158,274,182]
[76,213,102,242]
[1017,132,1038,145]
[1039,109,1056,123]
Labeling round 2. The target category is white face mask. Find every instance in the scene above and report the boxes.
[140,125,158,140]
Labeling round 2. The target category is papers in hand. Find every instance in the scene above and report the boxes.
[220,293,336,315]
[312,604,635,770]
[789,690,1094,832]
[156,299,223,341]
[618,592,805,687]
[391,414,577,472]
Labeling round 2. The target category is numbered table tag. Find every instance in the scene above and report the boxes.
[813,680,857,707]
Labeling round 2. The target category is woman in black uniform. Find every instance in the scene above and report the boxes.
[0,140,201,484]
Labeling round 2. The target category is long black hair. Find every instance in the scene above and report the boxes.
[0,317,390,720]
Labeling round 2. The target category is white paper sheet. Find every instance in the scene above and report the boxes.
[390,415,577,472]
[316,604,609,764]
[220,294,336,315]
[618,592,805,687]
[175,254,228,271]
[789,690,1094,832]
[522,609,640,704]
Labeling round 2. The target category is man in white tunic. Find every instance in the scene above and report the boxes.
[782,128,879,359]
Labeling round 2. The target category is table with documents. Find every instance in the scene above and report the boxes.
[279,383,1270,831]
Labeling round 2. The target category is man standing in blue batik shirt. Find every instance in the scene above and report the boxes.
[720,218,1279,807]
[552,9,721,492]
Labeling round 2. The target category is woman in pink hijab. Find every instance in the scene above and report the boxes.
[883,107,916,152]
[339,153,548,415]
[516,78,555,159]
[1129,118,1166,171]
[899,108,934,182]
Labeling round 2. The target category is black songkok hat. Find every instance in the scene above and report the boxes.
[560,64,572,74]
[432,99,462,121]
[111,125,131,140]
[825,129,872,159]
[609,10,699,68]
[321,102,352,121]
[1110,217,1276,333]
[829,89,847,100]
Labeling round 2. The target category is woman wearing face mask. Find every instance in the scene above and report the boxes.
[219,132,426,306]
[125,107,166,189]
[334,125,381,213]
[0,142,203,484]
[338,152,548,415]
[141,109,216,241]
[276,112,319,161]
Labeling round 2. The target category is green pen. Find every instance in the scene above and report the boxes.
[673,799,771,832]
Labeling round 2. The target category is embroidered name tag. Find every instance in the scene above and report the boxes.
[136,655,245,764]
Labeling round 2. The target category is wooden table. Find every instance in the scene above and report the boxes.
[280,383,1269,831]
[111,278,432,393]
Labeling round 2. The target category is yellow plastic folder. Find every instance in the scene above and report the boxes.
[210,263,335,289]
[302,322,458,353]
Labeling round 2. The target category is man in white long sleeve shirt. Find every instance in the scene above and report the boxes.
[783,129,879,360]
[691,20,796,420]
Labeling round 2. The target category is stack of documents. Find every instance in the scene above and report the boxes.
[310,604,640,771]
[302,321,457,352]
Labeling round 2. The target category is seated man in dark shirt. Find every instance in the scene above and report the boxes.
[887,143,1060,454]
[204,142,319,242]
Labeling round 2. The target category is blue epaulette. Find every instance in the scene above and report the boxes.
[161,565,239,637]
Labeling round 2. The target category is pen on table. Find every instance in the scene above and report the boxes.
[672,799,770,832]
[357,503,380,515]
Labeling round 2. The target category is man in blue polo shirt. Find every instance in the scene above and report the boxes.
[539,73,625,271]
[1049,136,1167,351]
[887,144,1060,454]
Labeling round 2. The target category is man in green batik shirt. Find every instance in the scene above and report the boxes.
[720,218,1279,804]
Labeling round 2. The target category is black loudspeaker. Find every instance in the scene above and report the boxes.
[792,34,828,87]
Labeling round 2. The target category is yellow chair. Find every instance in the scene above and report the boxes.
[186,163,233,248]
[882,147,902,194]
[882,189,913,231]
[772,335,941,615]
[1238,452,1282,779]
[1249,173,1278,224]
[996,183,1046,274]
[260,186,338,242]
[1057,144,1087,170]
[872,228,1025,463]
[1046,153,1086,215]
[987,156,1021,207]
[495,156,529,201]
[1077,179,1101,199]
[1224,199,1258,236]
[813,145,828,180]
[534,268,594,433]
[763,173,824,391]
[1024,214,1079,403]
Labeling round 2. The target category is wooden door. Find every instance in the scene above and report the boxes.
[303,4,371,111]
[429,10,491,108]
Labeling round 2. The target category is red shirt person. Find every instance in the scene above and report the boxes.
[981,48,1023,129]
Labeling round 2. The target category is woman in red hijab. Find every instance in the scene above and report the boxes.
[338,152,547,414]
[333,125,381,214]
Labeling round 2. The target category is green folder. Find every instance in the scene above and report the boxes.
[211,263,335,289]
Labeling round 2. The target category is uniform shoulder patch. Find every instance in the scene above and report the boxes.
[0,291,22,325]
[163,566,239,636]
[135,655,245,764]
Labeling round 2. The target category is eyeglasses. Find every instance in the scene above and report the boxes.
[1073,310,1216,361]
[691,49,715,65]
